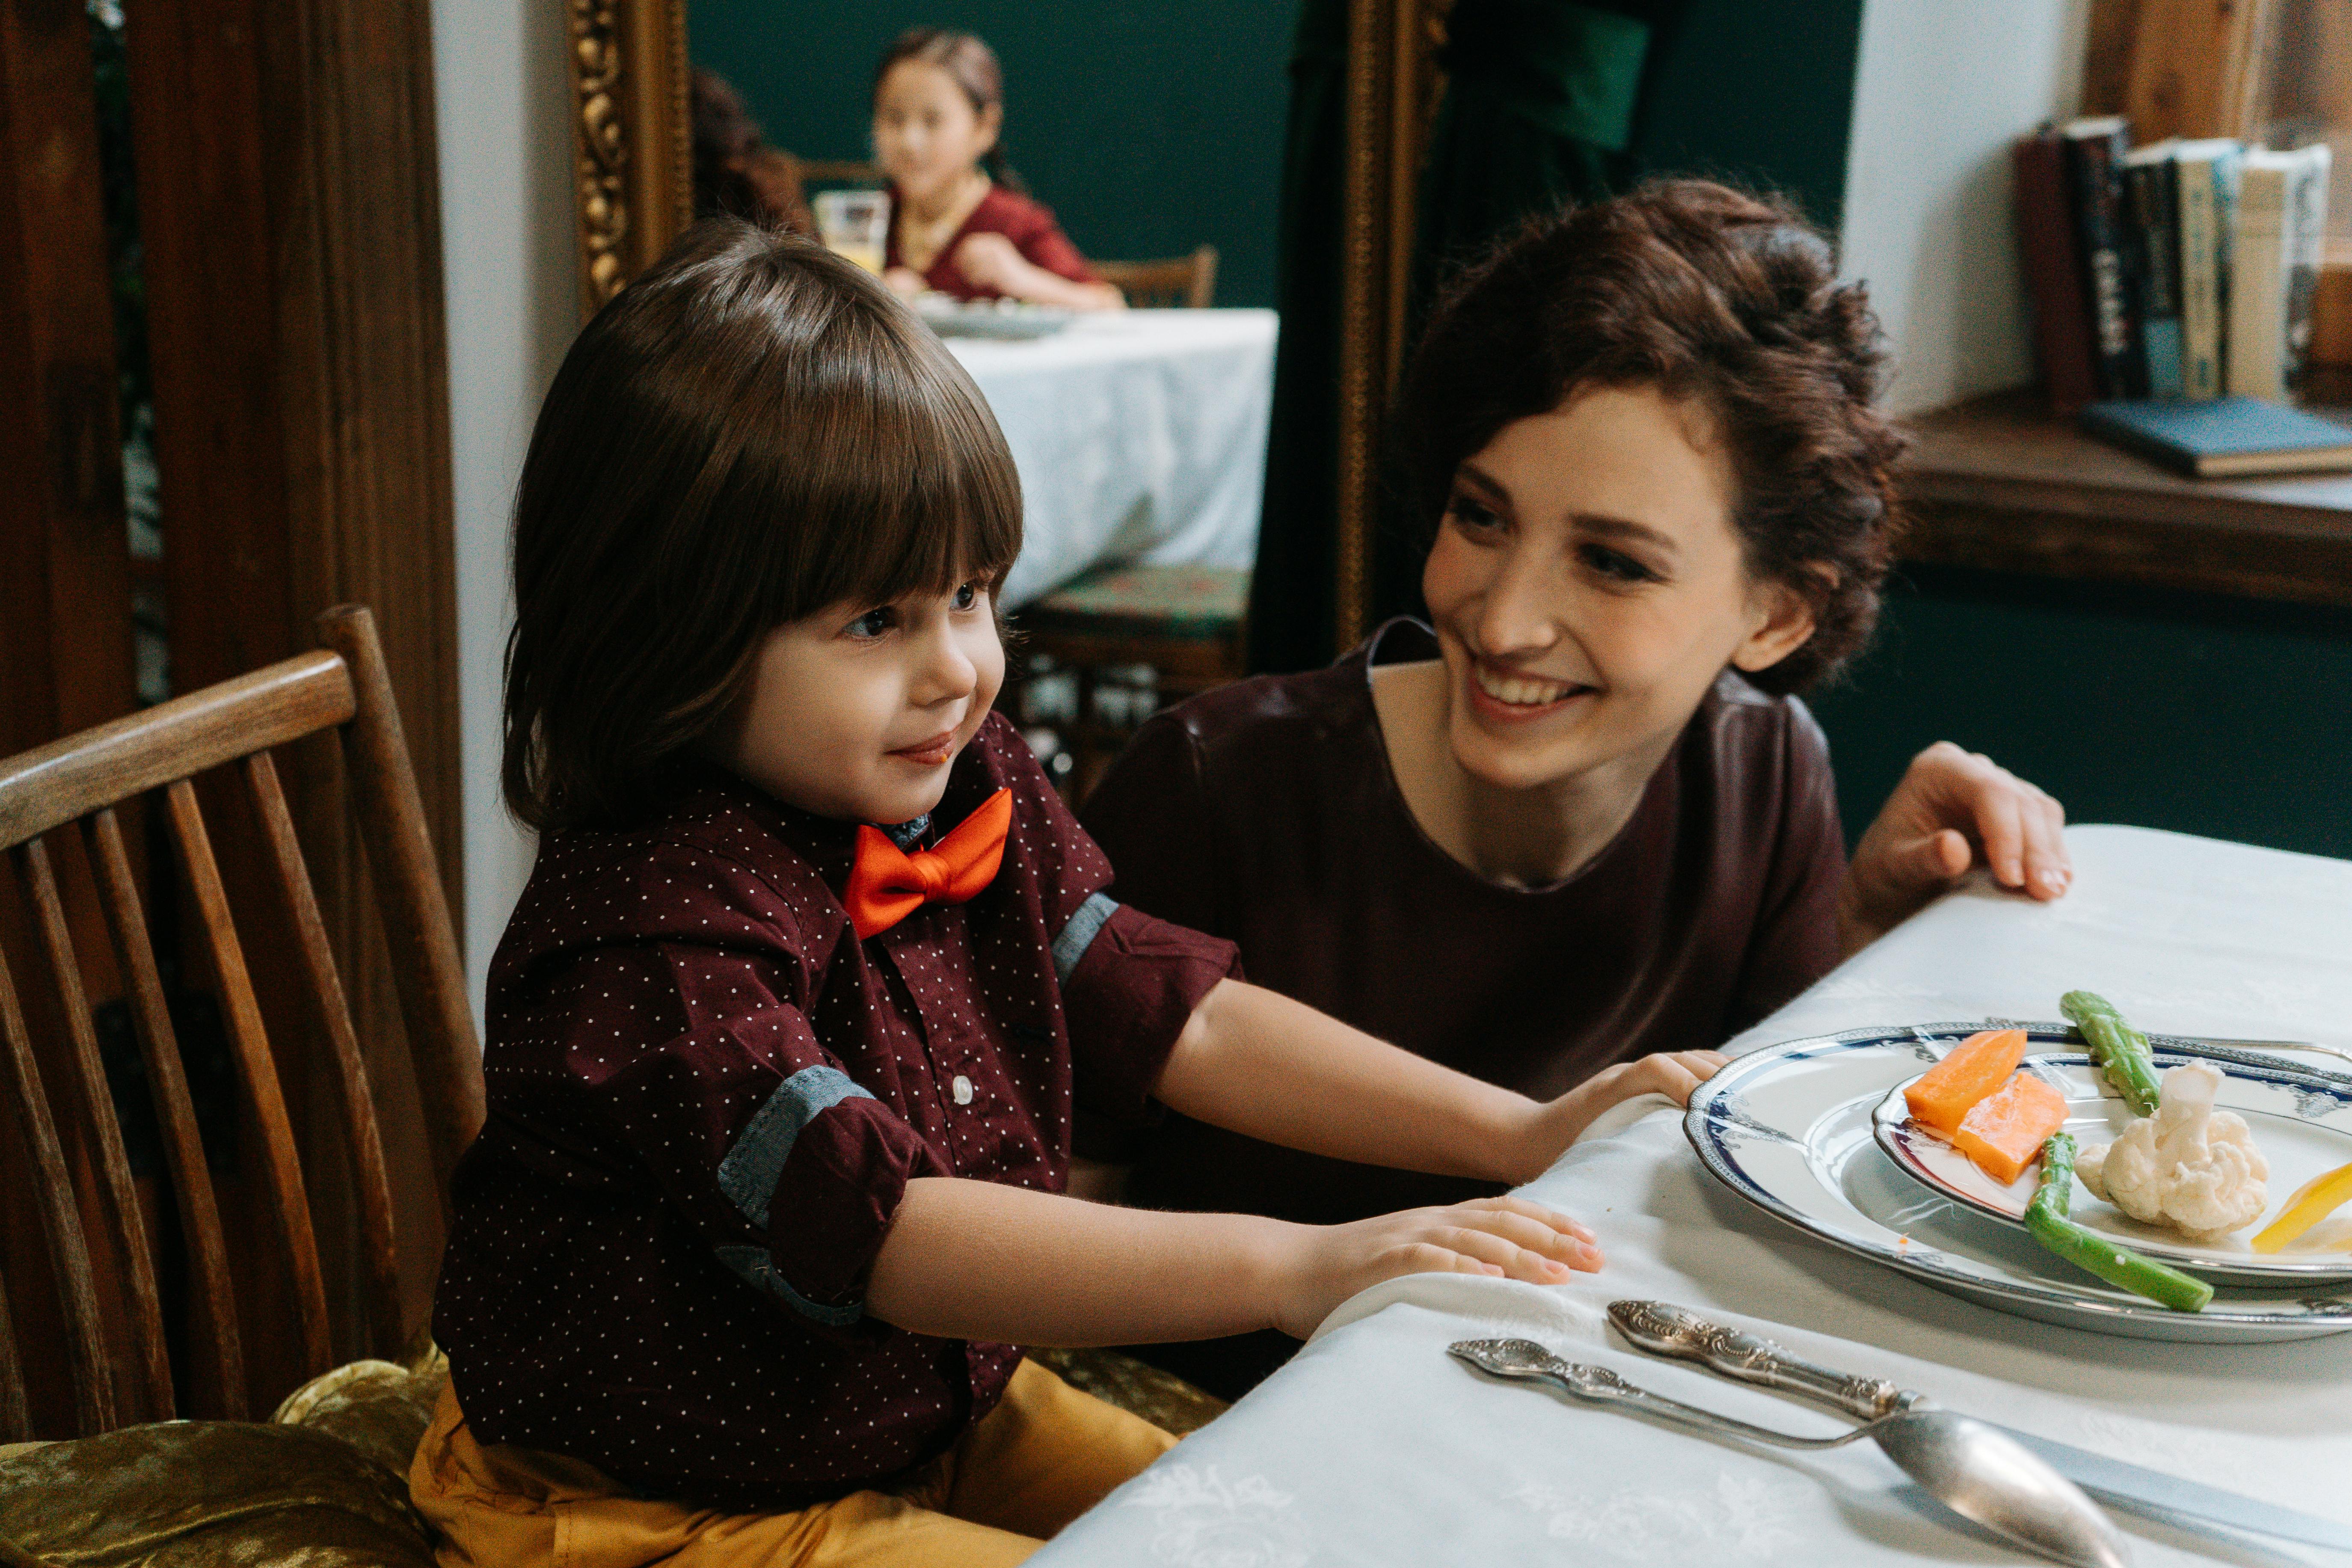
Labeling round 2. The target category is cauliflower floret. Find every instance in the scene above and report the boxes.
[2074,1060,2268,1237]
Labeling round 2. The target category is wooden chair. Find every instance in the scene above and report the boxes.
[0,604,480,1440]
[1094,246,1218,308]
[1011,563,1250,803]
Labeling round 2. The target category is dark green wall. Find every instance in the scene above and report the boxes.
[1810,566,2352,860]
[686,0,1296,308]
[686,1,1870,312]
[1637,0,1864,228]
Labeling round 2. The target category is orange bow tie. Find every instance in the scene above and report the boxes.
[843,788,1013,939]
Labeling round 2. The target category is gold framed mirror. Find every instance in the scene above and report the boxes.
[566,0,693,314]
[566,0,1436,652]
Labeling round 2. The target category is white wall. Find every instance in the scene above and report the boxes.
[430,0,577,1021]
[1838,0,2092,415]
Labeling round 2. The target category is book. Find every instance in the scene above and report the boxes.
[2013,127,2101,413]
[2062,117,2136,399]
[2121,141,2184,399]
[2173,138,2243,400]
[2079,396,2352,477]
[2279,144,2331,390]
[2227,146,2328,399]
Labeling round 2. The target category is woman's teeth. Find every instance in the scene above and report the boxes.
[1475,666,1585,707]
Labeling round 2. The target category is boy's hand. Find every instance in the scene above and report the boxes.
[1269,1196,1601,1339]
[1512,1050,1728,1183]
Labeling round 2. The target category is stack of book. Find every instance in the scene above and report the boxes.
[2014,119,2331,411]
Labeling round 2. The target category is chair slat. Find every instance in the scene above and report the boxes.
[18,838,173,1423]
[317,607,482,1208]
[0,651,354,853]
[243,752,402,1358]
[0,942,114,1435]
[0,1262,25,1441]
[83,807,248,1417]
[163,780,333,1379]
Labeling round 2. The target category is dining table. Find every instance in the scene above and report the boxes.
[940,307,1276,611]
[1028,825,2352,1567]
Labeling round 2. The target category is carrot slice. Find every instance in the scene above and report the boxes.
[1904,1029,2029,1136]
[1952,1073,2070,1185]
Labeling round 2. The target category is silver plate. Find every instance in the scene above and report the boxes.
[912,298,1074,339]
[1871,1040,2352,1285]
[1685,1025,2352,1343]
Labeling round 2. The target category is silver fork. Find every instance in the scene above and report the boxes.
[1449,1338,2129,1568]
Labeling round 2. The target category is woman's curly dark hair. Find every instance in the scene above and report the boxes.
[1395,178,1906,694]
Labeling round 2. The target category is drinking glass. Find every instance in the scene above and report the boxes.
[814,190,890,274]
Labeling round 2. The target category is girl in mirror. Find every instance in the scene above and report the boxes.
[873,28,1122,310]
[1081,180,2072,1399]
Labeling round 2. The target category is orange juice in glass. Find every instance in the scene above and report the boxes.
[815,190,890,274]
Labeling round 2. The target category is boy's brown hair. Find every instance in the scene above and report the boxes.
[502,219,1021,831]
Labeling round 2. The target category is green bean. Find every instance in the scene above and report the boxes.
[2025,1132,2213,1313]
[2060,990,2164,1116]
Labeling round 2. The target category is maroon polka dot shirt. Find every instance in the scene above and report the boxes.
[433,714,1237,1510]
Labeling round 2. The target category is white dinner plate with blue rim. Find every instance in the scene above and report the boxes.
[1685,1023,2352,1342]
[1871,1034,2352,1286]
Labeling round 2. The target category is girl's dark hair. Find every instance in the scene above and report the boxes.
[873,27,1023,192]
[503,218,1022,831]
[1396,178,1905,694]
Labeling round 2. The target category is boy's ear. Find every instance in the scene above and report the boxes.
[1730,575,1819,676]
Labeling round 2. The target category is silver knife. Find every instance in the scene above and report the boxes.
[1608,1300,2352,1553]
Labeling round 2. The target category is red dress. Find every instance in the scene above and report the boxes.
[885,183,1100,302]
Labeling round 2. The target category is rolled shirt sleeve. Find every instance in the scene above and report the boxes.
[1057,901,1239,1128]
[551,943,945,1337]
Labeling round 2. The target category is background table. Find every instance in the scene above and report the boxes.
[1031,826,2352,1566]
[945,308,1277,611]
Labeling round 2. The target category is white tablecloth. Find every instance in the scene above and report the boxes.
[1031,827,2352,1567]
[945,309,1276,611]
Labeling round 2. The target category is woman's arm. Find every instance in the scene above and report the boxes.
[1840,741,2070,955]
[866,1177,1594,1345]
[1154,978,1723,1188]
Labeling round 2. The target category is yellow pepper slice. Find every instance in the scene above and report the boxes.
[2251,1160,2352,1254]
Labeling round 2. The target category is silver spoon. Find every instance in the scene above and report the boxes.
[1449,1338,2129,1568]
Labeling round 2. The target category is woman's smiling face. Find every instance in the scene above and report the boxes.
[1421,384,1817,794]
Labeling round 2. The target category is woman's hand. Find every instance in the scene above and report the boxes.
[1512,1051,1727,1182]
[881,265,928,297]
[1269,1197,1600,1338]
[1840,741,2069,955]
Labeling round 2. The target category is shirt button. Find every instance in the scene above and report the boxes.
[951,1075,974,1106]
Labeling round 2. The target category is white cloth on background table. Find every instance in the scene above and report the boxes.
[944,308,1275,611]
[1029,827,2352,1566]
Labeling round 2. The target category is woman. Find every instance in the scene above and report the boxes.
[1081,180,2069,1399]
[872,29,1122,309]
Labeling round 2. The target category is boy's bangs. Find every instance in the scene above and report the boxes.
[756,316,1023,621]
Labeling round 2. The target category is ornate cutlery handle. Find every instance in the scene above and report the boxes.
[1524,1350,1870,1453]
[1607,1300,1909,1421]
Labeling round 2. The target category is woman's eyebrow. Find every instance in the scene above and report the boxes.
[1573,513,1679,556]
[1453,463,1512,506]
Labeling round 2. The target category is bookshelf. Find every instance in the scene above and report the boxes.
[1899,388,2352,606]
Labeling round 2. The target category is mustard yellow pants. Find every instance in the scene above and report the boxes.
[409,1358,1177,1568]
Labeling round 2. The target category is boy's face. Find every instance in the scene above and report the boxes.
[716,577,1004,827]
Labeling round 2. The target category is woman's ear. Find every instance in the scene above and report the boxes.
[1730,575,1820,676]
[974,102,1003,159]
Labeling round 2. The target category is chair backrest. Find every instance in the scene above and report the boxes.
[1094,246,1219,309]
[0,605,482,1440]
